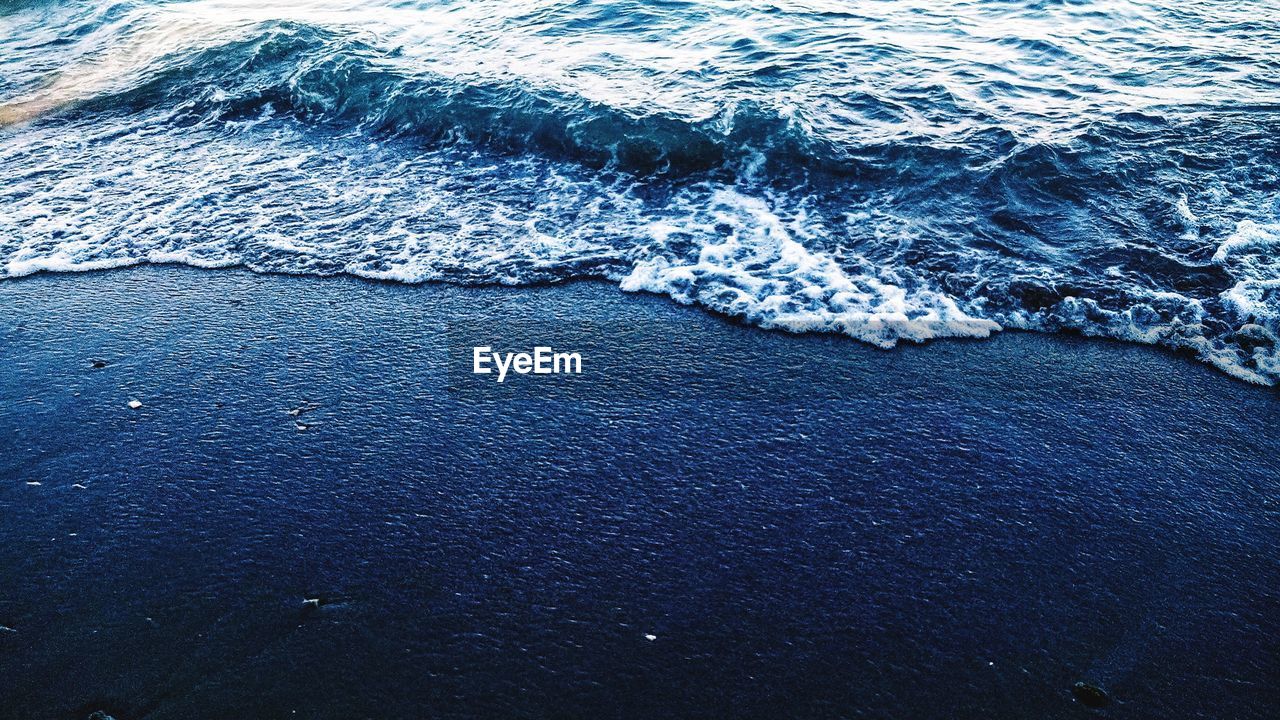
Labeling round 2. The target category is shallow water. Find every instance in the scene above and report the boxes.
[1,0,1279,383]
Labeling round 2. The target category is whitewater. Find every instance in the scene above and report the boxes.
[2,0,1278,382]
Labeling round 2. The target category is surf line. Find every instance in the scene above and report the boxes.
[473,346,583,382]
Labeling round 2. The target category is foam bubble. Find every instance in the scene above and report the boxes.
[2,4,1279,387]
[621,189,1000,346]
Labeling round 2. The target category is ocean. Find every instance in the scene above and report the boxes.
[3,3,1280,719]
[2,0,1279,382]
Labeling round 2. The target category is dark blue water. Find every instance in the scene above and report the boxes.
[1,268,1279,719]
[2,0,1280,382]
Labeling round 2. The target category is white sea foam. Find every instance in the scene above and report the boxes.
[1204,221,1280,383]
[987,220,1280,386]
[1000,292,1276,385]
[1213,220,1280,279]
[621,189,1000,346]
[3,115,1277,384]
[2,0,1279,388]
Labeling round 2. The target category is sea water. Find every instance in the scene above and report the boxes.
[1,0,1278,382]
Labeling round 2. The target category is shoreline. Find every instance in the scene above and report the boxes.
[0,261,1267,392]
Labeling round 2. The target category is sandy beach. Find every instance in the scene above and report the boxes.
[1,267,1277,719]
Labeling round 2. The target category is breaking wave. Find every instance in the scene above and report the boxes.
[2,0,1279,383]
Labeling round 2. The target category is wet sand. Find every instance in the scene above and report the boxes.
[1,266,1278,720]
